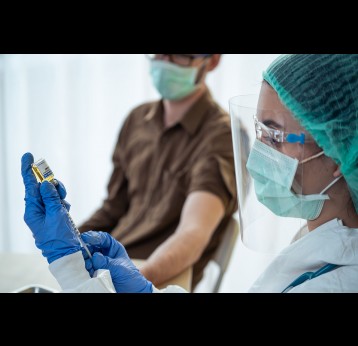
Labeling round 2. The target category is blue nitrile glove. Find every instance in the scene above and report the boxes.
[21,152,81,264]
[81,231,153,293]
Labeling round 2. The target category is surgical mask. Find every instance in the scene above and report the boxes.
[246,139,342,220]
[149,60,200,100]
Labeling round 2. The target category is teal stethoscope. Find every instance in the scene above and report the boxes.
[281,263,341,293]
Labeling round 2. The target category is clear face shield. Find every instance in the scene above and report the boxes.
[229,94,331,255]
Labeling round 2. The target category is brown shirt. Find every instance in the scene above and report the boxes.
[79,89,238,288]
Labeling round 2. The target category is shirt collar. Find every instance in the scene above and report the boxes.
[143,101,165,132]
[144,88,214,136]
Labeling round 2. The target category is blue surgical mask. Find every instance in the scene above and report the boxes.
[149,60,200,100]
[246,139,342,220]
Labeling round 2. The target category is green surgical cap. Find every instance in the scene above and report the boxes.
[263,54,358,213]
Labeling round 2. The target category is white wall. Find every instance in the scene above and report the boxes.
[0,55,8,251]
[0,54,282,290]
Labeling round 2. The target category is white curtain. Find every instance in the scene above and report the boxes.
[0,54,282,291]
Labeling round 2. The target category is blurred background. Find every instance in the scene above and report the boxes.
[0,54,283,292]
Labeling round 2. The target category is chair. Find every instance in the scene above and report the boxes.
[211,216,240,293]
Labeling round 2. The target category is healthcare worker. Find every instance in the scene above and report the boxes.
[22,54,358,293]
[231,54,358,292]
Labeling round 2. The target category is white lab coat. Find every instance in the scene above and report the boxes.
[49,218,358,293]
[49,251,187,293]
[249,218,358,292]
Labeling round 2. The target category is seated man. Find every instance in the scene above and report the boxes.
[78,54,239,289]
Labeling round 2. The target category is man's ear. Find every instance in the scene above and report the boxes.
[206,54,221,72]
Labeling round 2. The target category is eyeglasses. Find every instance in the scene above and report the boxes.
[146,54,212,67]
[254,116,314,145]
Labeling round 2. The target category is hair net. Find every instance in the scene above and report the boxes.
[263,54,358,212]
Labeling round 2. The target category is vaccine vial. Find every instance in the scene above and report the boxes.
[31,158,58,185]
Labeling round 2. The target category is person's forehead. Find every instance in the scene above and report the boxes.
[257,82,303,130]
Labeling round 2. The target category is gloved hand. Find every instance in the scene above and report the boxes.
[21,152,81,264]
[81,231,153,293]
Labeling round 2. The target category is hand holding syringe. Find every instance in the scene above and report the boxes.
[31,158,92,259]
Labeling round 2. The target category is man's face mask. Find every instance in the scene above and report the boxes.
[246,139,342,220]
[149,60,202,101]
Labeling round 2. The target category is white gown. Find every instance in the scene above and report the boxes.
[249,218,358,292]
[48,218,358,293]
[49,251,187,293]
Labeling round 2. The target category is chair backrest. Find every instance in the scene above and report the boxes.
[211,217,239,293]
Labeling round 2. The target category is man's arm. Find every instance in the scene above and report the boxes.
[140,191,224,286]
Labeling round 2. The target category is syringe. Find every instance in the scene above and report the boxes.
[59,200,93,259]
[31,158,92,259]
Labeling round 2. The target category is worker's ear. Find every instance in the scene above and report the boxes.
[333,166,342,178]
[206,54,221,72]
